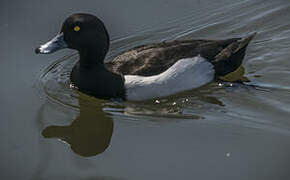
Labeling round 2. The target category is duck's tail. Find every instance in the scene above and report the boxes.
[212,32,257,78]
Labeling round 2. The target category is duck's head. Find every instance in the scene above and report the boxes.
[35,13,110,62]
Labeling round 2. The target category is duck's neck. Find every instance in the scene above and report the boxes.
[79,49,106,67]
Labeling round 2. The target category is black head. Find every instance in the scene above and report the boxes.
[61,13,110,52]
[36,13,110,63]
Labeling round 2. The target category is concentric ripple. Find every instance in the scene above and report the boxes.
[38,52,80,108]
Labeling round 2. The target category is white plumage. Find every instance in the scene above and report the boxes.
[124,56,215,101]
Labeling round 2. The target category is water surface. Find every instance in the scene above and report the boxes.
[1,0,290,179]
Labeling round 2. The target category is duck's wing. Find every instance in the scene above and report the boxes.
[106,34,255,77]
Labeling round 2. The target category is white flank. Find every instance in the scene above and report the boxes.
[124,56,215,101]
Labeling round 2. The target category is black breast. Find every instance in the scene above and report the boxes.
[70,62,126,99]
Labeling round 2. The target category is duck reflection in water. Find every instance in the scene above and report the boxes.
[42,92,113,157]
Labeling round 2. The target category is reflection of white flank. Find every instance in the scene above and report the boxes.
[125,56,215,101]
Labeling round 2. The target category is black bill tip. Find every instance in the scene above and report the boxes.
[35,47,41,54]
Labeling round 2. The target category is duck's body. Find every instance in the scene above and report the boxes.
[36,13,256,101]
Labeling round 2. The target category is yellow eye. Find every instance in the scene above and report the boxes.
[73,26,80,32]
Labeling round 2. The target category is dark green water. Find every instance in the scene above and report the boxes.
[1,0,290,179]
